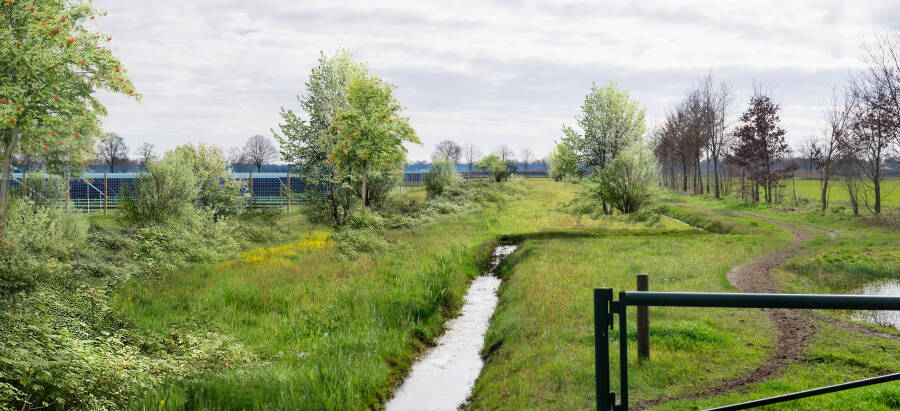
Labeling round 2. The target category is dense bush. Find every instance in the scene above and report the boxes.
[121,144,245,224]
[593,142,657,214]
[425,156,461,198]
[179,144,246,219]
[355,168,399,207]
[476,154,512,182]
[0,198,88,295]
[120,152,199,224]
[13,173,69,209]
[569,142,657,217]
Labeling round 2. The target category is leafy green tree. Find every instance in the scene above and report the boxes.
[328,76,418,208]
[476,154,511,182]
[0,0,138,239]
[562,82,645,169]
[273,49,368,225]
[562,81,645,213]
[548,140,579,181]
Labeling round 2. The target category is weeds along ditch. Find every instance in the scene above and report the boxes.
[91,178,614,410]
[0,176,531,409]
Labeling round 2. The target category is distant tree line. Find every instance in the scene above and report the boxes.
[652,31,900,216]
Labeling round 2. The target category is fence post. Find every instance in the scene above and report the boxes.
[103,172,108,216]
[286,172,291,214]
[248,171,254,211]
[65,171,70,213]
[637,274,649,361]
[594,288,612,411]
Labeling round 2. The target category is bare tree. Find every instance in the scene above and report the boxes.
[848,31,900,215]
[97,132,129,173]
[698,73,733,198]
[814,87,857,213]
[846,91,898,215]
[433,140,462,163]
[242,135,279,172]
[494,144,516,163]
[519,148,534,170]
[462,143,481,172]
[797,136,819,175]
[227,146,245,167]
[135,142,156,167]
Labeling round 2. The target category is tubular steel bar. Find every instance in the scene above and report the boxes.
[618,291,629,410]
[594,288,613,410]
[595,289,900,410]
[704,372,900,410]
[621,291,900,310]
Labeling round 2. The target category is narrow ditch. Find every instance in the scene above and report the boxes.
[663,214,711,232]
[385,244,517,411]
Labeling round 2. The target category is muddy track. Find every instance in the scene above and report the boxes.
[633,216,816,410]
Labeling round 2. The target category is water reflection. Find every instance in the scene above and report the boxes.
[853,280,900,329]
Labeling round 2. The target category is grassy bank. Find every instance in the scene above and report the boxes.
[470,193,790,408]
[117,179,612,409]
[470,189,900,410]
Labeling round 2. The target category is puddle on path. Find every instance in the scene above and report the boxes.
[853,280,900,330]
[385,245,517,411]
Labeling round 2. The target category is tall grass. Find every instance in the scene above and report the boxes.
[120,179,610,409]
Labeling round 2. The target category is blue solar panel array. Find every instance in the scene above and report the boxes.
[6,169,548,213]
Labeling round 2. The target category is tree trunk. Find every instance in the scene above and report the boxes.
[873,152,882,215]
[361,164,368,208]
[874,173,881,215]
[713,157,720,199]
[330,181,340,225]
[0,127,17,241]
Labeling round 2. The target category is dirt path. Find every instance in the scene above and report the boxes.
[634,216,816,410]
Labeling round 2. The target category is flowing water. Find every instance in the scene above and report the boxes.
[853,280,900,329]
[385,245,517,411]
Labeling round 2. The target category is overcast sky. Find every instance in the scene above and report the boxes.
[93,0,899,162]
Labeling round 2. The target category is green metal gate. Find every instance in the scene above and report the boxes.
[594,290,900,410]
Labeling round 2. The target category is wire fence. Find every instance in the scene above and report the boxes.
[9,169,550,214]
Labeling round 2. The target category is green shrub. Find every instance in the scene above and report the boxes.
[476,154,512,182]
[120,153,198,224]
[425,156,461,198]
[593,142,657,214]
[13,173,69,209]
[178,144,246,219]
[356,168,399,207]
[133,207,239,275]
[5,198,88,257]
[121,144,245,224]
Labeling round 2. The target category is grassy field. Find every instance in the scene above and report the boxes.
[783,178,900,211]
[110,178,900,409]
[470,188,900,410]
[116,179,615,409]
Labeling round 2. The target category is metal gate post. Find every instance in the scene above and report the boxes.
[619,291,629,410]
[594,288,613,410]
